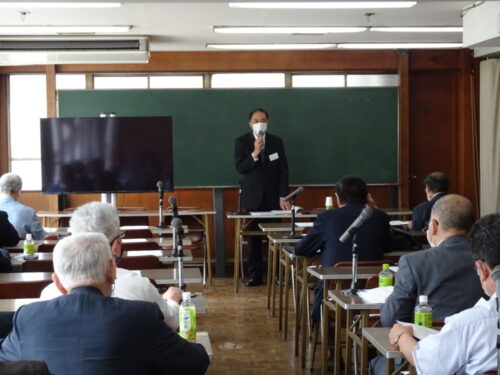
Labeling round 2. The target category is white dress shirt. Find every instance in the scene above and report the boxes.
[40,267,179,330]
[413,293,497,375]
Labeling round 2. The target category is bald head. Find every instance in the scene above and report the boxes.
[431,194,473,233]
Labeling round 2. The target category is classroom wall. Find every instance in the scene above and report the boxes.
[0,49,478,263]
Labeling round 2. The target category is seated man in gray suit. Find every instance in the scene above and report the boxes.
[380,194,484,327]
[0,233,209,375]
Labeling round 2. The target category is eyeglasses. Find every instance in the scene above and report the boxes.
[111,231,126,244]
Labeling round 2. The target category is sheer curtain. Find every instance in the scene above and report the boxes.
[480,59,500,215]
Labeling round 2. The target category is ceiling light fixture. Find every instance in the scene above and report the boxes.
[213,26,367,34]
[0,2,122,8]
[0,26,131,34]
[337,42,462,49]
[206,43,337,50]
[228,2,416,9]
[371,26,463,32]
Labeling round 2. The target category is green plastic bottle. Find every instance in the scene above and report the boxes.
[23,234,35,255]
[378,263,393,287]
[179,292,197,340]
[414,295,432,328]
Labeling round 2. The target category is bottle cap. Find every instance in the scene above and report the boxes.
[382,263,390,270]
[419,295,428,303]
[26,234,33,241]
[182,292,191,301]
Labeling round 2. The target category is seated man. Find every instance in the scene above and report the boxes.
[0,173,47,240]
[41,202,182,330]
[0,233,210,375]
[0,210,18,273]
[381,194,484,327]
[382,213,500,375]
[294,175,392,321]
[410,171,448,231]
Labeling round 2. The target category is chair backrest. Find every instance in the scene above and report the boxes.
[119,255,163,270]
[364,274,379,289]
[0,280,52,299]
[121,242,161,251]
[21,260,54,273]
[123,229,154,239]
[37,244,55,253]
[0,360,52,375]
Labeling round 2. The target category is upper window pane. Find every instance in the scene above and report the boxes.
[94,76,148,89]
[292,74,345,88]
[346,74,399,87]
[150,76,203,88]
[211,73,285,88]
[56,74,86,90]
[9,74,47,160]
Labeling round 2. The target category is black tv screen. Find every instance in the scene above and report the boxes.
[41,116,173,194]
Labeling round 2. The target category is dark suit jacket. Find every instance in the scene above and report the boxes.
[0,211,19,248]
[380,235,484,327]
[234,132,289,211]
[0,286,209,375]
[411,193,445,231]
[294,203,392,266]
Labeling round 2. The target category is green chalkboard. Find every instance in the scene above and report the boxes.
[58,88,398,187]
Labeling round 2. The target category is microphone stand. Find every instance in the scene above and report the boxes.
[157,190,165,228]
[174,223,186,291]
[342,232,359,296]
[283,198,301,239]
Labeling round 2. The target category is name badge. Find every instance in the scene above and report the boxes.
[269,152,279,161]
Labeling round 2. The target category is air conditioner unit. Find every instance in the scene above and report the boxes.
[0,36,150,66]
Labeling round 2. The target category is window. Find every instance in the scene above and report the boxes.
[211,73,285,88]
[56,74,86,90]
[94,76,148,89]
[9,75,47,190]
[150,75,203,88]
[346,74,399,87]
[292,74,345,87]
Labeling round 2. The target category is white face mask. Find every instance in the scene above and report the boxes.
[426,229,436,248]
[252,122,267,136]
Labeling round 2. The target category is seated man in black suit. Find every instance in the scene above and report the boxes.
[410,171,448,231]
[0,233,210,375]
[381,194,484,327]
[294,175,392,322]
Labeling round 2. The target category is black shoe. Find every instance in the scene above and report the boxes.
[246,278,263,287]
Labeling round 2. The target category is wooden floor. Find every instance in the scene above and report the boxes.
[193,277,322,375]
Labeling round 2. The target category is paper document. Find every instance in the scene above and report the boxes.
[390,266,399,273]
[249,211,274,216]
[295,222,314,228]
[357,286,394,304]
[390,220,411,227]
[271,206,302,214]
[396,321,439,340]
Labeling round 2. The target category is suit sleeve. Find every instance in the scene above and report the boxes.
[294,215,324,258]
[0,211,19,247]
[411,204,426,232]
[277,138,289,198]
[380,255,417,327]
[234,137,256,175]
[381,212,393,252]
[150,307,209,375]
[27,209,47,240]
[0,309,23,361]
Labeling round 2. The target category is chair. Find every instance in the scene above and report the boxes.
[21,260,54,273]
[0,361,52,375]
[37,244,56,253]
[119,255,164,270]
[0,280,52,298]
[121,241,162,251]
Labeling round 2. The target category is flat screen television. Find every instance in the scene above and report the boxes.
[40,116,173,194]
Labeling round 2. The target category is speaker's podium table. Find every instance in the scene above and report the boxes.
[226,211,317,292]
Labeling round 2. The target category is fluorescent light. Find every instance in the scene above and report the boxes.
[228,2,416,9]
[206,43,336,50]
[213,26,367,34]
[0,26,131,35]
[337,43,463,49]
[371,26,463,33]
[0,2,121,8]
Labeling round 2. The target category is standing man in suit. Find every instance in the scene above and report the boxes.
[380,194,484,327]
[0,233,210,375]
[234,108,290,287]
[294,175,392,322]
[410,171,448,231]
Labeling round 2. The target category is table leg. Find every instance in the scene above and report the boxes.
[202,214,212,286]
[278,245,284,331]
[386,359,394,375]
[344,310,353,375]
[233,218,241,292]
[334,298,342,375]
[294,258,300,357]
[271,242,278,317]
[283,255,291,339]
[300,259,308,368]
[321,280,328,375]
[360,311,369,375]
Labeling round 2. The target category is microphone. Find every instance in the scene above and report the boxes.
[157,180,163,192]
[282,186,305,203]
[339,206,374,243]
[168,196,179,219]
[171,217,184,239]
[258,130,265,151]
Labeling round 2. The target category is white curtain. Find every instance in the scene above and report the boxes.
[480,59,500,215]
